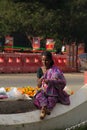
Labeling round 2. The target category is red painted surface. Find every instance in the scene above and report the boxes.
[0,53,77,73]
[84,71,87,84]
[21,53,42,73]
[5,53,22,73]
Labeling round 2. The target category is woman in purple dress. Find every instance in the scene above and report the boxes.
[34,51,70,119]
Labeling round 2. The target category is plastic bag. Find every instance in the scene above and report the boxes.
[0,87,7,95]
[0,87,8,99]
[7,87,31,100]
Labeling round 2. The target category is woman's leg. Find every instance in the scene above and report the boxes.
[34,91,47,109]
[34,91,48,119]
[47,96,58,110]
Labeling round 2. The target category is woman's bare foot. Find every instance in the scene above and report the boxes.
[40,107,46,120]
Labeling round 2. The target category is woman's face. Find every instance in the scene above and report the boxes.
[41,55,51,69]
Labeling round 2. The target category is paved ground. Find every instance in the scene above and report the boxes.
[64,72,84,91]
[0,72,84,91]
[0,73,37,87]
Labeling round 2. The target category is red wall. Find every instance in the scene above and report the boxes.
[0,53,77,73]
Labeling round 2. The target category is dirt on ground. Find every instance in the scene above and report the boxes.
[0,99,38,114]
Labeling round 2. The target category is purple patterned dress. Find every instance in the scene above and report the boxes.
[34,65,70,110]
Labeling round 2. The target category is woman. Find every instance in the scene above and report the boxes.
[34,51,70,119]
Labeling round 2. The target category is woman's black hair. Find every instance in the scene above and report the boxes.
[41,51,54,66]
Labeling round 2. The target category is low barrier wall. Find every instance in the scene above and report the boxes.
[0,53,77,73]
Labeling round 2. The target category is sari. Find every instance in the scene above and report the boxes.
[34,65,70,110]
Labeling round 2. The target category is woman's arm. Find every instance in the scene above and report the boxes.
[44,73,66,89]
[37,77,44,87]
[37,67,43,87]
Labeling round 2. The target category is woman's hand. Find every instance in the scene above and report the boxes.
[43,79,49,84]
[37,77,44,87]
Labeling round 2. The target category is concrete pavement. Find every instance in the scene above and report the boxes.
[64,72,84,92]
[0,72,84,93]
